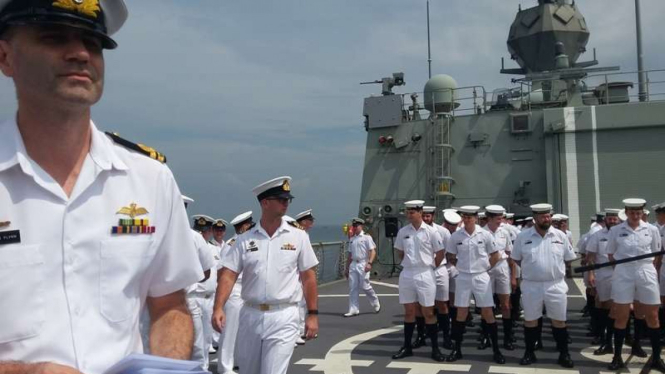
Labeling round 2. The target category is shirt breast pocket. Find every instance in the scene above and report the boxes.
[0,244,45,343]
[551,243,564,261]
[100,239,154,323]
[279,250,298,273]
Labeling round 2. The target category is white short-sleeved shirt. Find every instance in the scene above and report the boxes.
[585,228,611,265]
[0,120,203,374]
[221,220,319,305]
[500,223,520,243]
[394,223,444,269]
[605,221,661,264]
[511,226,576,281]
[188,231,218,294]
[348,232,376,262]
[447,224,497,274]
[487,226,513,260]
[433,223,450,267]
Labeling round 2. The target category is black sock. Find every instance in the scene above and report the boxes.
[650,327,662,359]
[537,317,543,344]
[596,309,608,342]
[606,316,615,345]
[503,318,513,343]
[614,328,626,358]
[480,319,488,337]
[660,309,665,334]
[553,326,569,355]
[450,306,457,322]
[451,320,465,344]
[524,326,537,354]
[511,290,521,320]
[426,323,439,352]
[404,321,415,348]
[634,318,644,347]
[487,322,501,353]
[415,316,425,338]
[438,313,450,340]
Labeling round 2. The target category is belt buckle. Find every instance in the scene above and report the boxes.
[259,304,270,311]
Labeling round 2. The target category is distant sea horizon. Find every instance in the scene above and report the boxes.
[308,224,347,243]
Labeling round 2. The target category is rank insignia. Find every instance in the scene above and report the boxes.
[282,180,290,192]
[0,221,10,229]
[112,203,155,235]
[281,243,296,251]
[52,0,101,18]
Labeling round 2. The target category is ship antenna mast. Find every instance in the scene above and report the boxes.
[427,0,432,78]
[635,0,647,102]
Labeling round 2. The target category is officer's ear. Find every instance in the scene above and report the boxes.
[0,28,16,77]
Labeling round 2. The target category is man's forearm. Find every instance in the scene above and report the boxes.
[301,269,318,310]
[213,268,238,311]
[0,362,39,374]
[368,249,376,263]
[149,300,193,360]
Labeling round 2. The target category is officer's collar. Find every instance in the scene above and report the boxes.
[0,117,127,173]
[253,219,291,237]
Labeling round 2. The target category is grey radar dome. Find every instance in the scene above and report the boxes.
[423,74,460,114]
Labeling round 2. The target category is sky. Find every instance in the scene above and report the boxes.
[1,0,664,225]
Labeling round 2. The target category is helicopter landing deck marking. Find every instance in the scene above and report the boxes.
[386,361,471,373]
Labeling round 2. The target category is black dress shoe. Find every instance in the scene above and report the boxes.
[590,336,602,345]
[493,351,506,364]
[446,349,463,362]
[477,336,492,350]
[442,338,453,350]
[519,352,537,365]
[558,353,574,368]
[567,335,572,344]
[503,341,515,351]
[412,335,427,349]
[650,356,665,373]
[392,347,413,359]
[608,356,625,370]
[593,344,613,355]
[632,345,648,358]
[431,348,446,362]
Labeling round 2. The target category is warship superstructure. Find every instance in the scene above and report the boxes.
[357,0,665,276]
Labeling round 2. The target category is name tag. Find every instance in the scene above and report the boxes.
[477,241,484,245]
[525,241,533,245]
[620,233,629,237]
[0,230,21,245]
[405,236,411,239]
[600,238,608,242]
[552,240,564,245]
[246,247,259,252]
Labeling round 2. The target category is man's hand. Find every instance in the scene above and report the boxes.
[212,308,226,333]
[588,272,596,288]
[33,363,84,374]
[364,263,372,273]
[511,277,517,291]
[305,315,319,340]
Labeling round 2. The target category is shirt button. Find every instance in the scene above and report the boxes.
[74,307,81,316]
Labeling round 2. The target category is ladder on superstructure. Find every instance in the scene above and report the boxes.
[430,114,455,210]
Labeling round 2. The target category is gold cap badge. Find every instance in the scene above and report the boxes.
[52,0,101,18]
[282,180,290,192]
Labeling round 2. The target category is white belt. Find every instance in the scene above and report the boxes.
[244,302,296,312]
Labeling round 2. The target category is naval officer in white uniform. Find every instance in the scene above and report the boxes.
[344,217,381,317]
[216,211,253,374]
[0,1,204,372]
[446,205,505,364]
[295,209,315,345]
[605,198,664,371]
[213,177,319,374]
[511,204,576,368]
[392,200,446,362]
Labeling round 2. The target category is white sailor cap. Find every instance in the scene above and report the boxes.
[283,215,296,223]
[505,213,515,219]
[654,203,665,214]
[252,176,294,201]
[182,195,194,204]
[643,209,650,216]
[213,219,228,229]
[530,203,553,214]
[458,205,480,215]
[478,212,486,218]
[192,214,214,228]
[423,206,437,214]
[623,198,647,209]
[485,205,506,215]
[295,209,314,221]
[619,209,627,221]
[443,210,462,225]
[0,0,128,49]
[525,216,533,222]
[552,213,569,221]
[404,200,425,209]
[604,209,621,217]
[230,211,253,226]
[351,217,365,225]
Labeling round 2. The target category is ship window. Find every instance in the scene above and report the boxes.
[510,113,532,134]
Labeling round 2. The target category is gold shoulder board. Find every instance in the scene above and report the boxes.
[105,132,167,163]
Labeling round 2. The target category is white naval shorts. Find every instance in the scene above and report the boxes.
[612,263,660,305]
[659,268,665,297]
[399,267,436,307]
[454,272,494,308]
[435,266,449,301]
[595,268,613,302]
[521,279,568,322]
[490,260,511,295]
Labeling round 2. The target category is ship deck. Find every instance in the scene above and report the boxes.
[211,276,653,374]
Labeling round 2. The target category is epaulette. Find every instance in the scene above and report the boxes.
[105,132,167,163]
[287,220,304,230]
[228,239,236,246]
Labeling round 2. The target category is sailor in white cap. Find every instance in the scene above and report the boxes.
[445,205,505,364]
[392,200,447,362]
[187,215,218,369]
[209,218,227,353]
[511,203,576,368]
[0,0,209,372]
[586,209,621,356]
[344,217,381,317]
[213,177,319,374]
[212,219,228,247]
[576,212,604,340]
[484,205,516,351]
[295,209,315,232]
[215,211,253,374]
[441,209,462,327]
[422,206,453,349]
[294,210,314,346]
[655,204,665,311]
[605,198,664,371]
